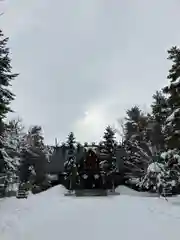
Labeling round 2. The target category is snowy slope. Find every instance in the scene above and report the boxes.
[1,186,180,240]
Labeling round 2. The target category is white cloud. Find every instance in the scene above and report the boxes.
[1,0,180,144]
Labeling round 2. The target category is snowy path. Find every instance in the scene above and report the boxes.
[1,186,180,240]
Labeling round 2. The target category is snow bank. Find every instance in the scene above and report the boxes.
[117,185,159,197]
[116,185,141,196]
[1,185,180,240]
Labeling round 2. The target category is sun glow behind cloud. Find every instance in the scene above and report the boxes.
[74,103,108,143]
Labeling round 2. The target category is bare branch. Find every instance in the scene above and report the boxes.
[114,117,126,143]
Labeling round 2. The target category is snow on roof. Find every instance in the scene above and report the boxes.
[84,146,97,152]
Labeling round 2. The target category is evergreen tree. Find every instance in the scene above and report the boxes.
[0,118,26,193]
[0,30,18,183]
[149,91,169,151]
[103,126,116,154]
[0,30,18,136]
[66,132,76,149]
[19,125,46,184]
[28,125,44,150]
[162,46,180,149]
[64,132,77,181]
[151,91,169,125]
[125,106,148,142]
[3,118,25,164]
[123,107,155,178]
[166,46,180,82]
[66,132,76,158]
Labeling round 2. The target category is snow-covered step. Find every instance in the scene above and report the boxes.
[75,189,107,196]
[16,190,28,199]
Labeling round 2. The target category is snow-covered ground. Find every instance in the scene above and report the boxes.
[1,185,180,240]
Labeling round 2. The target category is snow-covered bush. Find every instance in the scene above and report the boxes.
[137,162,165,192]
[137,150,180,195]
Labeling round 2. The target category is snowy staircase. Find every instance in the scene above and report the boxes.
[16,184,28,199]
[161,186,172,197]
[75,189,108,197]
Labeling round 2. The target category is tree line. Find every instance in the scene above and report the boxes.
[1,26,180,196]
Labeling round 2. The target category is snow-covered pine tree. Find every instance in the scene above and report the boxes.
[0,30,18,129]
[151,91,169,125]
[125,106,149,142]
[64,132,78,189]
[163,46,180,149]
[28,125,45,150]
[0,30,18,191]
[101,126,118,189]
[103,125,116,154]
[67,132,76,146]
[150,91,169,152]
[64,132,76,171]
[19,125,47,185]
[125,106,141,139]
[2,119,25,171]
[66,132,76,154]
[0,118,26,194]
[122,107,154,179]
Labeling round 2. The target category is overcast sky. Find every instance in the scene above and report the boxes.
[0,0,180,144]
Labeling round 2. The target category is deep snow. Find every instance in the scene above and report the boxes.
[1,186,180,240]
